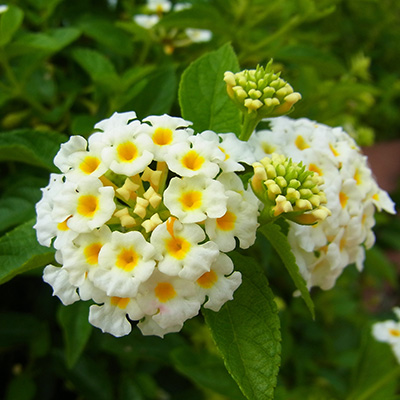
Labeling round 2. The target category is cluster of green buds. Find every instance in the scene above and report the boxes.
[224,61,302,140]
[251,154,331,225]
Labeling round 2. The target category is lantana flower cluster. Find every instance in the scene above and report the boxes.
[372,307,400,363]
[133,0,212,54]
[249,116,396,290]
[34,112,259,337]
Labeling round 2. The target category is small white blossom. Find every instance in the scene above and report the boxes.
[134,14,160,29]
[185,28,212,43]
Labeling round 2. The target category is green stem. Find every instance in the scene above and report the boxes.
[239,113,261,141]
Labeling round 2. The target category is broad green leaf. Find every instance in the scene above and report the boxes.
[11,27,81,54]
[78,17,133,56]
[203,252,281,400]
[0,5,24,46]
[0,129,66,171]
[0,219,55,285]
[259,223,315,318]
[171,347,246,400]
[347,331,400,400]
[57,301,92,369]
[179,43,241,135]
[0,176,47,233]
[71,47,120,91]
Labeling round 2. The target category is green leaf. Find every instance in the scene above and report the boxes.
[179,43,241,135]
[347,331,400,400]
[0,5,24,46]
[203,252,281,400]
[157,4,227,34]
[0,219,55,285]
[120,64,177,119]
[78,17,133,56]
[0,176,47,233]
[10,27,81,55]
[5,374,36,400]
[57,301,93,369]
[71,47,120,91]
[171,347,246,400]
[0,129,66,171]
[259,223,315,318]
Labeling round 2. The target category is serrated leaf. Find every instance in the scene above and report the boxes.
[171,347,246,400]
[57,301,92,369]
[71,47,120,90]
[203,252,281,400]
[0,219,55,285]
[179,43,241,135]
[259,223,315,318]
[0,129,66,171]
[0,5,24,46]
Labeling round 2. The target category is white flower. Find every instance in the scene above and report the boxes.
[43,265,80,305]
[54,135,107,181]
[89,294,144,337]
[94,111,137,132]
[147,0,172,13]
[0,5,8,14]
[163,175,228,223]
[196,253,242,312]
[142,114,192,160]
[185,28,212,43]
[61,225,112,287]
[174,3,191,11]
[93,230,157,298]
[52,177,116,233]
[136,269,202,337]
[151,218,219,280]
[165,132,224,178]
[134,14,160,29]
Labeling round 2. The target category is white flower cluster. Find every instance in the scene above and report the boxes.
[133,0,212,53]
[249,117,396,290]
[372,308,400,363]
[35,112,259,337]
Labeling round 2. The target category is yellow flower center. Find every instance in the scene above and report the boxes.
[179,191,202,210]
[57,218,70,231]
[309,163,323,176]
[117,142,138,162]
[295,135,310,150]
[153,127,173,146]
[116,248,139,272]
[110,297,130,309]
[84,242,102,265]
[389,328,400,337]
[155,282,176,303]
[166,236,191,259]
[219,146,230,161]
[77,195,99,217]
[197,270,218,289]
[216,211,236,231]
[354,168,362,185]
[329,143,340,157]
[80,156,101,174]
[181,150,205,171]
[339,192,348,209]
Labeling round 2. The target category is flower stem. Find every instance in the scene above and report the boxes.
[239,113,260,141]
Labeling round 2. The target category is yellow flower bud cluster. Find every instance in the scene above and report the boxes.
[251,153,330,224]
[224,61,302,118]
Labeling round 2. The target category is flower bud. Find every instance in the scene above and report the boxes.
[250,153,330,224]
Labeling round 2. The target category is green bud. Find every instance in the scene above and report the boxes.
[250,153,331,225]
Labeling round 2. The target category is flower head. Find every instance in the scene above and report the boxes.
[35,112,258,337]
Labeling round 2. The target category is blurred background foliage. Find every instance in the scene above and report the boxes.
[0,0,399,399]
